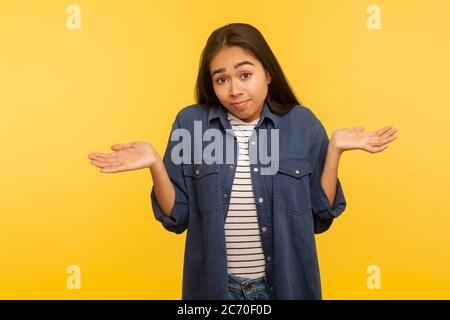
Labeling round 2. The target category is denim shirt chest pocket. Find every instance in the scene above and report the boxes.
[182,163,220,214]
[273,158,313,215]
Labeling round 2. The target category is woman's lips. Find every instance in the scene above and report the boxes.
[231,99,250,108]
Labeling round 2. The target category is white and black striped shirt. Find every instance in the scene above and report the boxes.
[225,112,266,279]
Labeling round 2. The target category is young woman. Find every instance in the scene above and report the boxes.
[88,23,398,300]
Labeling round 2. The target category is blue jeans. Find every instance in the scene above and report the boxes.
[227,274,271,300]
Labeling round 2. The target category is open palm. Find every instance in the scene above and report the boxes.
[331,125,399,153]
[88,141,159,173]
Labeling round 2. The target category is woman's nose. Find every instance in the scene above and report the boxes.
[229,79,243,96]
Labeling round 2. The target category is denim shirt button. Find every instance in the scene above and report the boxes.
[195,169,200,176]
[223,193,228,198]
[253,167,259,172]
[267,256,272,262]
[295,169,300,175]
[228,165,234,170]
[258,197,264,203]
[261,226,267,232]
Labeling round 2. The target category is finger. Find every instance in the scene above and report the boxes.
[90,160,123,168]
[100,164,128,173]
[90,157,121,165]
[88,152,114,160]
[380,127,397,138]
[382,127,398,138]
[371,144,389,153]
[375,125,393,136]
[369,134,398,147]
[89,155,113,163]
[111,143,134,151]
[89,153,117,161]
[88,152,106,159]
[354,126,365,132]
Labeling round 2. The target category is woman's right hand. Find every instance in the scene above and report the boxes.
[88,141,161,173]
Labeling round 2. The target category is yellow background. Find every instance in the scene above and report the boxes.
[1,0,449,299]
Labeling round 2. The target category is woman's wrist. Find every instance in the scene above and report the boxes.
[329,137,344,156]
[149,153,163,171]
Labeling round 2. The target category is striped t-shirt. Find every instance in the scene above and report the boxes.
[224,111,266,280]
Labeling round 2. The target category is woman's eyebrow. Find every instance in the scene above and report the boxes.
[211,60,255,77]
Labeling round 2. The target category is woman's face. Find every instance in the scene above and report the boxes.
[210,46,271,123]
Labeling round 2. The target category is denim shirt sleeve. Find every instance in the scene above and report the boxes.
[308,110,347,234]
[150,115,189,234]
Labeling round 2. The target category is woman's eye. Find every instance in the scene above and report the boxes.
[215,73,251,84]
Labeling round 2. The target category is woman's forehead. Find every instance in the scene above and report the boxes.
[210,47,260,73]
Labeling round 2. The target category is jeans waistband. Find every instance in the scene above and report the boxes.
[228,273,269,292]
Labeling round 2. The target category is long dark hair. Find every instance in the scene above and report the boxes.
[195,23,302,115]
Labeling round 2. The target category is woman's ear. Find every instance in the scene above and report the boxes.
[267,72,272,84]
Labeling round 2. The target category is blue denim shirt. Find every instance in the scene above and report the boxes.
[150,101,347,299]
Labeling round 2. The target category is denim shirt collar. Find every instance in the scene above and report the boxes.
[207,100,279,129]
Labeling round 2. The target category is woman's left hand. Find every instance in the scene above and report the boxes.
[330,125,399,153]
